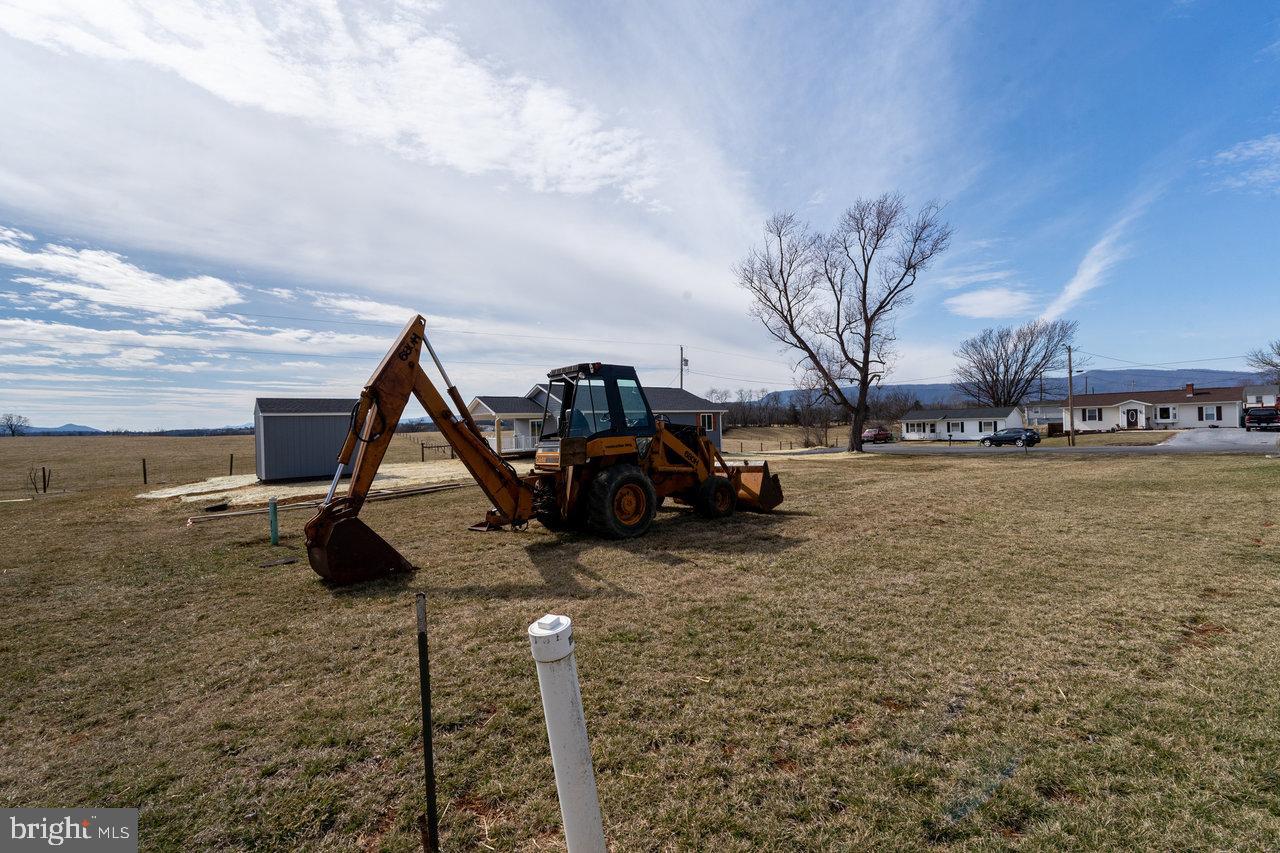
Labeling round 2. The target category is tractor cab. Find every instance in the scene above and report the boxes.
[534,363,657,470]
[541,363,656,441]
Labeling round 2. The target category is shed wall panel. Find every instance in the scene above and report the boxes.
[258,414,354,481]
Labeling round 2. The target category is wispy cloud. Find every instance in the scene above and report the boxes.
[311,294,417,324]
[0,227,242,322]
[931,262,1017,291]
[0,1,658,202]
[944,287,1035,319]
[1211,133,1280,193]
[1040,189,1159,322]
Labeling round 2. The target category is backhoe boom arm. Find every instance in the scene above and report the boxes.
[304,315,533,583]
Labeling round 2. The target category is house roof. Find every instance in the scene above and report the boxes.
[255,397,356,415]
[1066,386,1243,407]
[1244,384,1279,396]
[901,406,1019,420]
[471,395,545,416]
[644,387,726,412]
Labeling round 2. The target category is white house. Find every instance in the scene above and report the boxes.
[1061,384,1243,431]
[899,406,1024,441]
[1243,384,1279,408]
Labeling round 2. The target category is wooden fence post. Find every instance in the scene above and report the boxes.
[229,453,234,476]
[142,458,148,485]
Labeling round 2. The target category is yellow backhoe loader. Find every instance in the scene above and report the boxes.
[304,315,783,584]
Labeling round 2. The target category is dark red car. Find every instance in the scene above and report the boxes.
[861,427,893,444]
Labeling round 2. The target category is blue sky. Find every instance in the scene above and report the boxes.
[0,0,1277,429]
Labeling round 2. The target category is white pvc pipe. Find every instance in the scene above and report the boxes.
[527,614,606,853]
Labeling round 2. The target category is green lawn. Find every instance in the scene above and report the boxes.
[2,436,1279,849]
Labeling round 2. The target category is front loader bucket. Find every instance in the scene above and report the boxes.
[305,507,414,585]
[735,462,783,512]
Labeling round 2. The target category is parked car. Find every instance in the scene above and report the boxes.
[861,427,893,443]
[981,428,1040,447]
[1245,407,1280,431]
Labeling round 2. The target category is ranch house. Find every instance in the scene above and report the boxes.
[898,406,1024,441]
[1061,384,1244,431]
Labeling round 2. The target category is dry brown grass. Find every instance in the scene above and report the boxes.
[1040,431,1175,447]
[2,436,1279,849]
[723,424,847,452]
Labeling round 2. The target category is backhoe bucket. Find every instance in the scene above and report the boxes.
[735,462,783,512]
[305,506,414,585]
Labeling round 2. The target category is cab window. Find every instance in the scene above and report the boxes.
[567,378,611,436]
[616,378,652,430]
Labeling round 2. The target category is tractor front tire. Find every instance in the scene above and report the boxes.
[695,475,737,519]
[588,465,657,539]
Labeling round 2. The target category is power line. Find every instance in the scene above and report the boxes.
[1076,350,1252,369]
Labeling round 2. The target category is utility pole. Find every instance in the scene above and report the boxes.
[1066,345,1076,447]
[679,346,688,390]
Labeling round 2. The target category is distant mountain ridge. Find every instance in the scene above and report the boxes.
[24,423,103,435]
[763,368,1262,407]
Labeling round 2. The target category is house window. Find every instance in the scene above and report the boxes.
[529,420,543,436]
[1156,406,1175,421]
[1200,406,1221,422]
[1254,395,1263,404]
[979,420,997,432]
[1081,408,1102,422]
[699,413,715,431]
[947,421,964,433]
[905,421,936,433]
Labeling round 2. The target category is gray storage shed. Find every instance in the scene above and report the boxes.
[254,398,357,482]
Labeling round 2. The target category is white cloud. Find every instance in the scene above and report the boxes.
[2,353,65,366]
[312,293,417,324]
[944,286,1035,319]
[931,262,1017,291]
[0,227,242,321]
[0,0,657,201]
[1040,189,1158,321]
[1212,133,1280,193]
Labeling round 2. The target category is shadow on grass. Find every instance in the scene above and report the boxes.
[328,506,806,602]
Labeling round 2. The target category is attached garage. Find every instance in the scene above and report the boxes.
[254,398,357,482]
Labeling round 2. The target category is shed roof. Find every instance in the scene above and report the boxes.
[901,406,1019,420]
[1066,386,1243,406]
[1244,384,1279,396]
[256,397,356,415]
[472,395,545,416]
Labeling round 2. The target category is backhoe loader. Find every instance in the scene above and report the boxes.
[304,315,783,584]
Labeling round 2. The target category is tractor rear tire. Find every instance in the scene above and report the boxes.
[695,475,737,519]
[588,465,657,539]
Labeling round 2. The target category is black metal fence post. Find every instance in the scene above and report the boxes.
[415,593,440,853]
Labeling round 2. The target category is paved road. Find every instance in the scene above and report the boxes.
[848,428,1280,457]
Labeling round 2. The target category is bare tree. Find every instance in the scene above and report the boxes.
[1,413,30,437]
[866,387,919,428]
[952,319,1078,407]
[736,196,952,450]
[1247,340,1280,384]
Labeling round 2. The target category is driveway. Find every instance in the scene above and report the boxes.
[853,428,1280,457]
[1161,427,1280,452]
